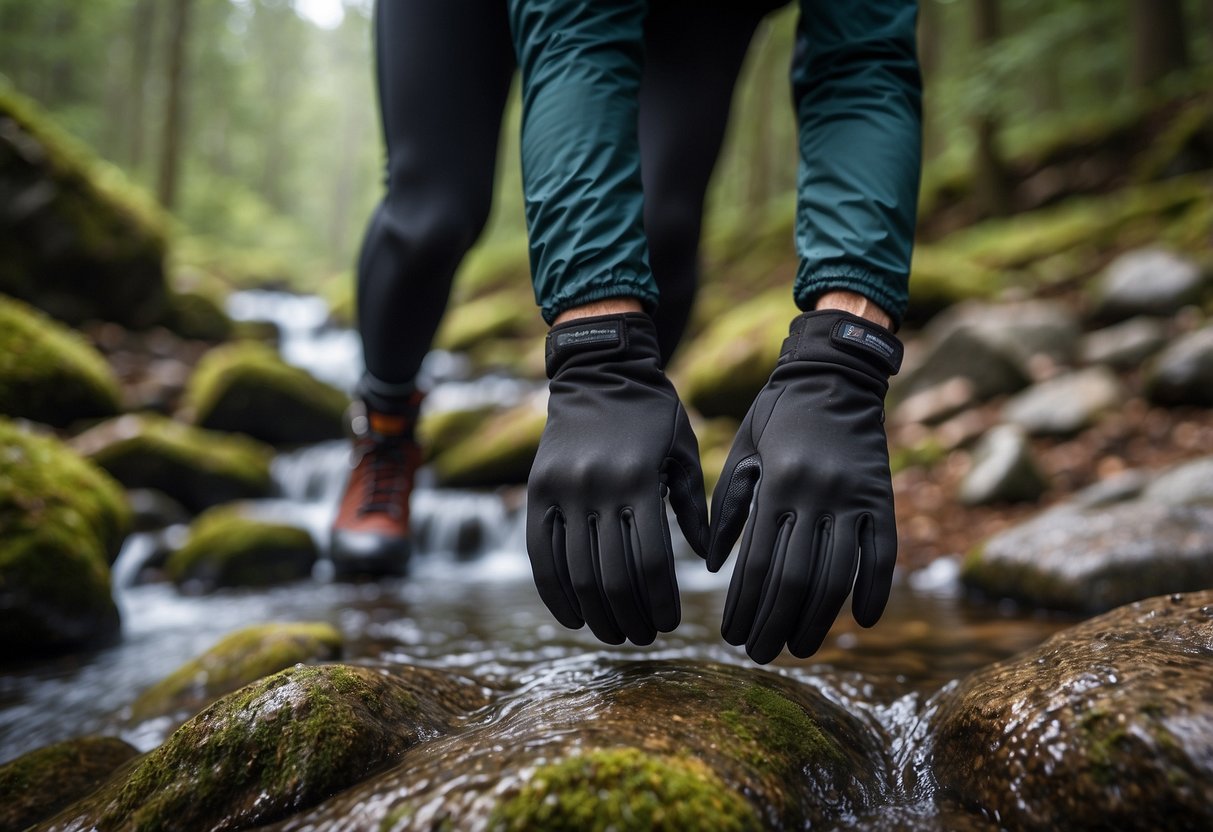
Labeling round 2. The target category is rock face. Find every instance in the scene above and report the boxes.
[0,419,127,658]
[0,295,121,427]
[129,622,343,722]
[45,663,488,832]
[1001,366,1123,436]
[0,736,139,831]
[896,325,1030,403]
[275,660,887,832]
[1080,316,1167,369]
[0,86,168,328]
[1091,248,1207,321]
[963,501,1213,612]
[932,590,1213,831]
[165,506,317,591]
[72,413,273,514]
[1145,324,1213,407]
[957,424,1048,506]
[185,341,348,445]
[1141,455,1213,506]
[430,399,546,488]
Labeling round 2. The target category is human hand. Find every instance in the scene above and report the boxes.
[707,310,903,663]
[526,312,709,645]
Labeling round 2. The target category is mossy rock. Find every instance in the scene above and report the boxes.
[291,660,885,831]
[0,83,168,328]
[431,401,546,488]
[0,294,122,427]
[673,288,796,420]
[932,590,1213,830]
[163,289,233,342]
[129,621,343,722]
[47,663,488,832]
[71,413,273,514]
[165,505,317,592]
[0,419,127,658]
[184,341,349,445]
[416,405,497,462]
[490,748,762,832]
[0,736,139,831]
[434,289,539,353]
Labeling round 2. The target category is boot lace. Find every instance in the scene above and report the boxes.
[357,434,412,516]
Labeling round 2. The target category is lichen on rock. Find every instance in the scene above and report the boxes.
[0,418,127,657]
[0,294,122,427]
[71,413,273,514]
[129,621,343,722]
[183,341,349,445]
[165,505,317,591]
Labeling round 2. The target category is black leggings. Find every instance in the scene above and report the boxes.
[357,0,772,398]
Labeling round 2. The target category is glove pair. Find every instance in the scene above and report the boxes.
[525,310,903,663]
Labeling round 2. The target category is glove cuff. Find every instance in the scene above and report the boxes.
[544,312,658,378]
[782,310,904,376]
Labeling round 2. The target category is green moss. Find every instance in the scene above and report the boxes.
[719,684,845,772]
[163,290,233,341]
[435,289,540,353]
[184,341,349,445]
[165,505,317,590]
[72,413,273,513]
[490,748,761,832]
[432,403,546,488]
[417,406,497,462]
[890,436,947,474]
[0,295,122,426]
[0,419,127,655]
[0,736,140,830]
[130,622,343,721]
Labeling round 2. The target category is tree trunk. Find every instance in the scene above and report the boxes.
[128,0,158,172]
[158,0,194,211]
[971,0,1012,217]
[1130,0,1189,89]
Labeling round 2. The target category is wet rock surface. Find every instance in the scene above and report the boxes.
[963,501,1213,612]
[932,590,1213,831]
[44,663,488,832]
[184,341,349,445]
[0,736,139,832]
[270,660,888,832]
[165,505,318,591]
[0,419,127,659]
[957,424,1047,506]
[129,621,343,722]
[430,398,546,488]
[71,413,274,513]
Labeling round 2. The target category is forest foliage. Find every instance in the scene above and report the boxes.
[0,0,1210,290]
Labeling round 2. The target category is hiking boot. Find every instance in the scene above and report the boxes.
[330,400,423,578]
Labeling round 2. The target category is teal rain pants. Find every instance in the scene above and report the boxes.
[509,0,922,328]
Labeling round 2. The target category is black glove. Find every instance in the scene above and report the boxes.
[708,310,903,664]
[527,312,709,646]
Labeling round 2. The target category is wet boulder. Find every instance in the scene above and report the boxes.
[46,663,488,832]
[165,505,317,592]
[1145,323,1213,407]
[0,736,139,831]
[130,621,343,723]
[71,413,273,514]
[1091,248,1208,322]
[963,501,1213,613]
[278,660,887,832]
[957,424,1048,506]
[0,419,127,658]
[163,289,233,342]
[430,398,546,488]
[0,85,167,328]
[184,341,348,445]
[0,294,121,427]
[933,590,1213,831]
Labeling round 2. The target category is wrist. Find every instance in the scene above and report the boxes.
[553,297,644,325]
[815,291,893,330]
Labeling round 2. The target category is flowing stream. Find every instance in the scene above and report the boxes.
[0,291,1077,827]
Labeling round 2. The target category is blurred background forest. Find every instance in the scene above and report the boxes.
[2,0,1210,306]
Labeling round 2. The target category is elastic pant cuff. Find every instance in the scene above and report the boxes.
[540,278,660,325]
[357,373,421,415]
[794,264,908,331]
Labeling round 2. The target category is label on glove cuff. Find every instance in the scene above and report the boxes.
[830,320,901,372]
[554,322,622,352]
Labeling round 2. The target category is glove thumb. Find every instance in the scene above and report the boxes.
[663,404,710,558]
[707,428,760,573]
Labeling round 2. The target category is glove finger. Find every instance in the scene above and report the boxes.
[721,501,780,647]
[566,512,626,645]
[851,510,897,628]
[745,514,816,665]
[707,442,761,572]
[629,500,680,633]
[789,513,860,658]
[525,504,583,629]
[598,508,656,646]
[664,406,710,558]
